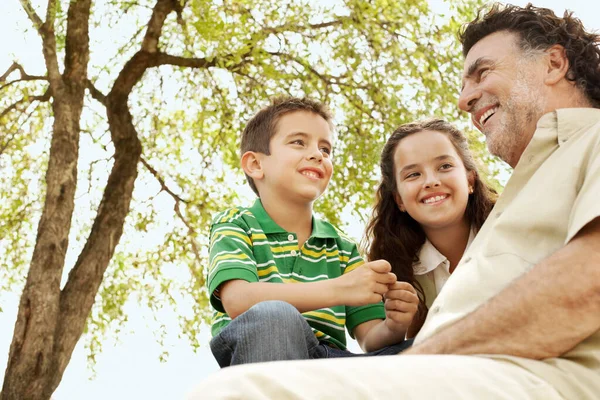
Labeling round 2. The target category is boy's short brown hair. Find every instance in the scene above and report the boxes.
[241,96,334,195]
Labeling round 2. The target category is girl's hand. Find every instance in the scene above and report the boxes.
[383,282,419,332]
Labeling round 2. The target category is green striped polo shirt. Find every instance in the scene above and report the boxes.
[207,198,385,350]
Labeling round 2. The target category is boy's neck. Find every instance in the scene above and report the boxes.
[259,195,313,247]
[423,218,471,273]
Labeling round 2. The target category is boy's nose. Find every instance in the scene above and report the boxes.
[307,148,323,161]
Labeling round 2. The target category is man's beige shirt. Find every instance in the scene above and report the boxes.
[415,108,600,399]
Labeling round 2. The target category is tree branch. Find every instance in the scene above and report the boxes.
[45,0,57,27]
[264,18,349,35]
[141,0,179,53]
[18,0,44,32]
[0,62,48,92]
[141,157,187,204]
[86,80,107,105]
[140,155,203,284]
[63,0,92,85]
[154,53,217,69]
[0,89,51,120]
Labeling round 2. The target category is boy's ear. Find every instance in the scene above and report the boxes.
[393,192,406,212]
[241,151,264,181]
[544,44,569,86]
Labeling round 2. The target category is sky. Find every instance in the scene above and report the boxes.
[1,0,600,399]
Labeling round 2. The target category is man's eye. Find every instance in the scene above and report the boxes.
[478,68,490,79]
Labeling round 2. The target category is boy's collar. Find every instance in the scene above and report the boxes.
[249,198,339,238]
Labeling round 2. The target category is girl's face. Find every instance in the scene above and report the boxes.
[393,130,474,232]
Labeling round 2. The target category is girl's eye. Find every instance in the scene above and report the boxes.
[440,163,453,170]
[291,139,305,146]
[405,172,420,179]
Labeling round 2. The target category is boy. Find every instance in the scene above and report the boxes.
[207,97,418,367]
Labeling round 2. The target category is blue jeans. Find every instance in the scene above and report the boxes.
[210,300,414,367]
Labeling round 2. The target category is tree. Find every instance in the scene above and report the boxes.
[0,0,490,398]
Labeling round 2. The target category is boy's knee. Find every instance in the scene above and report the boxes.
[244,300,300,323]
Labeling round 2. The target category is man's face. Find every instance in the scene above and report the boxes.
[458,31,548,168]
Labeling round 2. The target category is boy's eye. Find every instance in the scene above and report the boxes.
[320,147,331,155]
[290,139,305,146]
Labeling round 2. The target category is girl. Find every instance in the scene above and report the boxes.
[364,119,497,337]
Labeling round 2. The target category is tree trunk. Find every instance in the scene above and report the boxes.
[1,1,177,399]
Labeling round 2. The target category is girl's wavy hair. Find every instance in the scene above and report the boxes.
[363,119,497,328]
[460,3,600,108]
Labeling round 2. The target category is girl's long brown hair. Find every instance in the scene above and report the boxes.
[363,119,497,333]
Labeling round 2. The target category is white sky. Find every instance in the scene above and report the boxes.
[1,1,599,399]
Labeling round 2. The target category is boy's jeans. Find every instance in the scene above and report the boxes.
[210,300,414,367]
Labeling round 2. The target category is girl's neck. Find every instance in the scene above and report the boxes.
[259,194,313,246]
[423,219,471,273]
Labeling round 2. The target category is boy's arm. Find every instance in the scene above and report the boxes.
[353,282,419,352]
[220,260,396,319]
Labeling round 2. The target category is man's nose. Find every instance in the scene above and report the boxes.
[458,83,481,112]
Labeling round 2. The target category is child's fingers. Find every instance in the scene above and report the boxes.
[385,289,419,304]
[387,281,416,293]
[373,282,390,296]
[375,272,397,285]
[367,259,392,274]
[385,298,419,313]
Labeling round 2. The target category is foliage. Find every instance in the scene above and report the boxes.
[0,0,495,367]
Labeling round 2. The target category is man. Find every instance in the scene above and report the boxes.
[188,4,600,399]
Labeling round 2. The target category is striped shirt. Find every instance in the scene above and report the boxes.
[207,198,385,349]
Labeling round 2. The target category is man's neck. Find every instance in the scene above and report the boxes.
[423,219,471,273]
[259,194,313,247]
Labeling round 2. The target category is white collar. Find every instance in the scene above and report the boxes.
[413,227,476,275]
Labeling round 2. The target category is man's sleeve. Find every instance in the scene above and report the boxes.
[343,244,386,337]
[567,137,600,242]
[207,220,258,313]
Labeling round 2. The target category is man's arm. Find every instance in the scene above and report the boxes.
[220,260,395,319]
[405,217,600,358]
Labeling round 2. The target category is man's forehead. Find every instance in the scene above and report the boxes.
[464,31,520,67]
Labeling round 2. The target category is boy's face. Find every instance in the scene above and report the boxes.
[257,111,334,204]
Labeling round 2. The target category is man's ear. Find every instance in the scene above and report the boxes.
[544,44,570,85]
[394,192,406,212]
[241,151,264,181]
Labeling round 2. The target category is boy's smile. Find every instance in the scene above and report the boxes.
[257,111,333,205]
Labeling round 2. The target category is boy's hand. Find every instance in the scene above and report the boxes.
[383,281,419,332]
[337,260,396,306]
